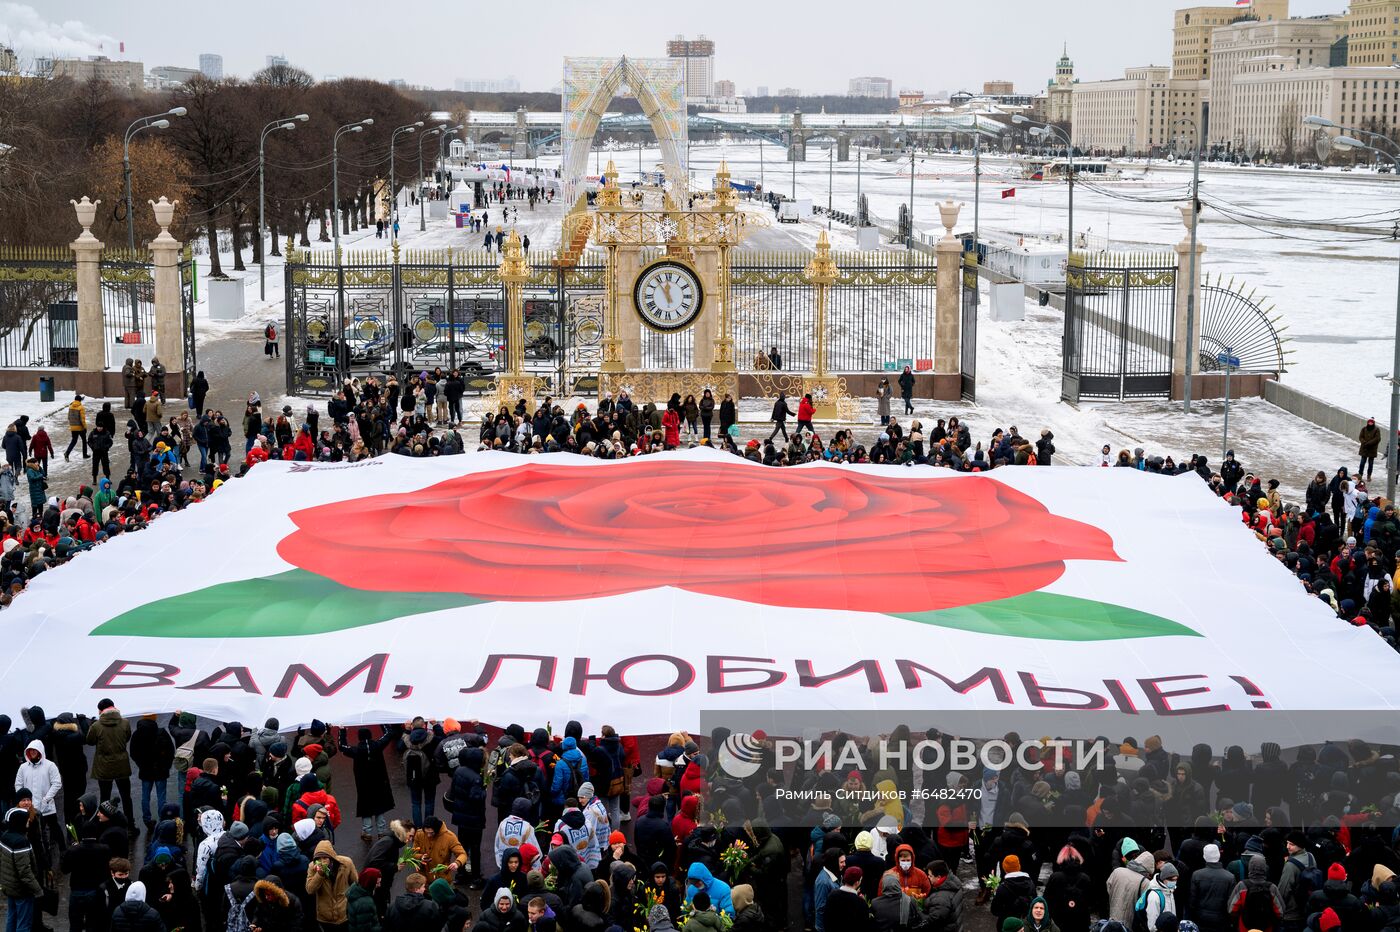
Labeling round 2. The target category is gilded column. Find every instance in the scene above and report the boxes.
[494,229,540,409]
[596,160,625,376]
[801,231,842,419]
[711,160,738,373]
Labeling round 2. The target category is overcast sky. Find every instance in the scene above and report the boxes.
[7,0,1346,95]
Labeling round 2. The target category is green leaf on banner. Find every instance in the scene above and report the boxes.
[91,569,485,638]
[891,591,1199,641]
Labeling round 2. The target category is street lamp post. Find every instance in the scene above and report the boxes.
[1013,115,1074,258]
[437,124,461,205]
[418,124,447,232]
[907,142,915,249]
[332,119,373,252]
[827,141,833,224]
[1336,133,1400,500]
[123,107,184,333]
[258,113,309,301]
[388,122,423,242]
[1171,116,1203,413]
[124,108,185,256]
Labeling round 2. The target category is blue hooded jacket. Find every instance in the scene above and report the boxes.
[549,736,589,804]
[685,862,734,917]
[1366,505,1381,542]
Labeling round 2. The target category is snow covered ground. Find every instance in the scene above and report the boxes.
[166,145,1369,495]
[548,141,1400,421]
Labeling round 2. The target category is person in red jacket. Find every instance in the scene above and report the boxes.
[797,394,816,435]
[662,408,680,449]
[291,774,343,829]
[245,439,270,466]
[678,757,709,799]
[29,427,53,476]
[293,426,315,460]
[671,794,700,846]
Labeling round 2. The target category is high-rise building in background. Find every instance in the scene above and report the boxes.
[777,87,802,97]
[756,85,769,97]
[848,76,893,97]
[0,46,17,74]
[266,54,289,69]
[667,35,715,98]
[714,79,736,97]
[199,53,222,80]
[454,77,521,93]
[1173,0,1288,80]
[149,65,201,88]
[52,57,144,91]
[1346,0,1400,64]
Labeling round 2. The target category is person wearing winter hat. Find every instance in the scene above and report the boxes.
[822,866,867,931]
[994,855,1037,929]
[1318,907,1342,932]
[1143,863,1178,931]
[1191,844,1235,932]
[1155,912,1180,932]
[0,806,42,929]
[112,881,163,932]
[1280,833,1319,927]
[345,867,380,932]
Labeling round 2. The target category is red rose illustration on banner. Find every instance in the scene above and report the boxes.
[274,459,1121,613]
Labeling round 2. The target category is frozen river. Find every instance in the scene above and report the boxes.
[534,141,1400,420]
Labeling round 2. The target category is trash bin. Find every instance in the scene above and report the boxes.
[38,376,54,403]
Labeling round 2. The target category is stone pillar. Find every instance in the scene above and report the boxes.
[790,110,806,161]
[513,107,529,158]
[836,134,850,162]
[1172,204,1206,400]
[70,197,105,377]
[933,200,963,401]
[149,197,184,392]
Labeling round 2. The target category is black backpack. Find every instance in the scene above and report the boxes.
[404,746,428,785]
[560,757,586,799]
[1241,880,1279,931]
[1287,856,1325,914]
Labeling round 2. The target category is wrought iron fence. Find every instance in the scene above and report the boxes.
[100,249,157,370]
[729,249,938,373]
[0,247,80,368]
[284,247,604,396]
[1062,252,1176,403]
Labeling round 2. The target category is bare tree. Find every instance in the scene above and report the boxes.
[1277,100,1300,164]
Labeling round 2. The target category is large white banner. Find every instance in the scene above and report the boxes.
[5,449,1399,732]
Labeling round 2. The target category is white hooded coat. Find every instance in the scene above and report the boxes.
[195,808,226,889]
[14,740,60,816]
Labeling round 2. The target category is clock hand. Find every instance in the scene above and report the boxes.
[661,282,674,305]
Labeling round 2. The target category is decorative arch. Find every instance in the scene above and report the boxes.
[561,56,688,203]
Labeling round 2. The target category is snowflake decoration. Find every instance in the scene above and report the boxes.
[655,217,680,242]
[594,216,618,240]
[811,384,830,402]
[712,219,730,239]
[620,383,637,397]
[506,383,525,400]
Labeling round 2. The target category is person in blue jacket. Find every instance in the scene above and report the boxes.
[549,737,590,807]
[685,862,734,918]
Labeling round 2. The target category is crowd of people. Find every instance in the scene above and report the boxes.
[0,375,1397,638]
[7,708,1400,932]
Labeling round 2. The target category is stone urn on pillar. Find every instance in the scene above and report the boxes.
[71,197,101,244]
[150,196,178,242]
[938,200,962,241]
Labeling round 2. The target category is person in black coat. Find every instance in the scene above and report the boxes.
[634,794,674,870]
[386,874,442,932]
[129,718,175,832]
[824,868,873,932]
[443,747,487,884]
[1044,847,1096,932]
[337,727,396,842]
[110,882,166,932]
[51,711,91,829]
[898,366,916,415]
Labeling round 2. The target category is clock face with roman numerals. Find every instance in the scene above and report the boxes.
[633,260,704,333]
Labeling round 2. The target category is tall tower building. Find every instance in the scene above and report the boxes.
[1048,44,1075,124]
[199,53,222,80]
[666,35,715,98]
